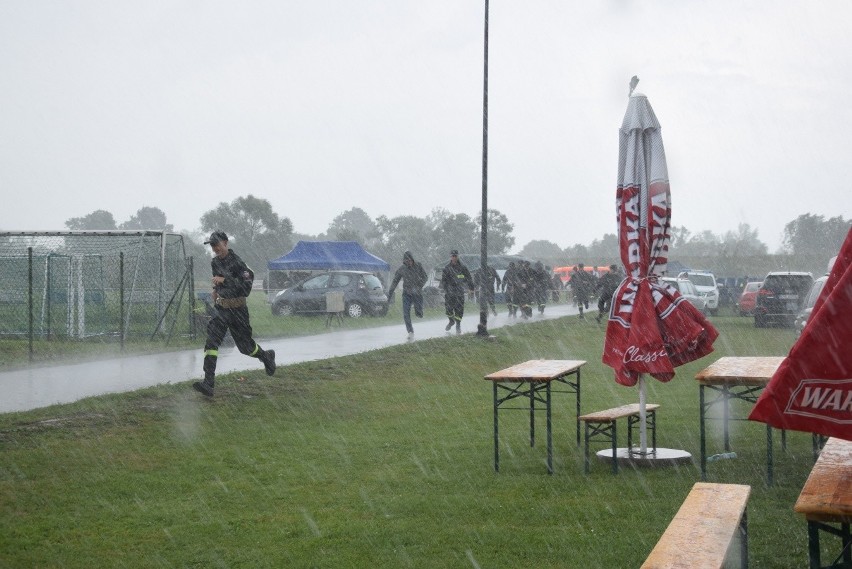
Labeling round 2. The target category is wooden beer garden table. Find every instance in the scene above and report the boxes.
[794,437,852,569]
[695,356,785,485]
[484,359,586,475]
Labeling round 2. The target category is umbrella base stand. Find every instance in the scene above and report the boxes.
[596,447,692,469]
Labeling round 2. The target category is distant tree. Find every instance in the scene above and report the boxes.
[719,223,768,257]
[673,230,721,258]
[586,233,619,264]
[375,215,436,268]
[563,243,590,263]
[669,226,692,249]
[474,209,515,255]
[781,213,851,256]
[65,210,117,230]
[326,208,378,242]
[119,206,174,231]
[199,194,293,271]
[519,240,564,260]
[432,213,477,256]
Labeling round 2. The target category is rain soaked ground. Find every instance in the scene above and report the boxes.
[0,303,580,413]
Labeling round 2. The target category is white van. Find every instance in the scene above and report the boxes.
[678,270,720,315]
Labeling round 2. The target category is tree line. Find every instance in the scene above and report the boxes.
[62,198,849,279]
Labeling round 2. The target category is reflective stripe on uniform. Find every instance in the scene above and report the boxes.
[205,349,219,357]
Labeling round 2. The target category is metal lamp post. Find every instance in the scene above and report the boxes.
[476,0,490,337]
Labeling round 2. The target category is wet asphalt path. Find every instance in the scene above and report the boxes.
[1,303,582,413]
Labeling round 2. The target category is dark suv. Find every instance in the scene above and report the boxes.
[754,271,813,328]
[270,271,388,318]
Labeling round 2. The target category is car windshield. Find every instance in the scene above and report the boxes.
[362,274,383,290]
[687,274,715,287]
[763,275,812,295]
[744,282,761,293]
[302,274,330,290]
[679,280,699,295]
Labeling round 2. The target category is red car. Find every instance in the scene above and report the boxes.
[737,281,762,316]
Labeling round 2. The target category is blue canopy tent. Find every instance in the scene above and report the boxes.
[267,241,389,272]
[265,241,390,300]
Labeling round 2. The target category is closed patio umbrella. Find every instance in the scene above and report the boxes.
[602,81,719,455]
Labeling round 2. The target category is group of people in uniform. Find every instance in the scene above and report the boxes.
[502,260,556,318]
[192,231,625,397]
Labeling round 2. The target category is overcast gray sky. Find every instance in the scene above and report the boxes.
[1,1,850,252]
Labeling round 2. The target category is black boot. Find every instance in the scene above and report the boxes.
[193,379,214,397]
[259,349,276,376]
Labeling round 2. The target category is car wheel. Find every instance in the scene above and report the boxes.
[375,305,389,317]
[709,308,718,316]
[272,301,294,316]
[346,301,364,318]
[754,315,765,328]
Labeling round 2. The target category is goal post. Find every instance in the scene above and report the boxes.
[0,230,193,344]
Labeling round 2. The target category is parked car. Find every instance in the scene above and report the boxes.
[661,276,707,313]
[678,270,719,315]
[270,271,388,318]
[736,281,763,316]
[794,275,829,335]
[754,271,814,328]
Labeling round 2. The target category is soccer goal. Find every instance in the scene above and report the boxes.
[0,231,194,343]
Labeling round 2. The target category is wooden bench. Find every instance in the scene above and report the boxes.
[642,482,751,569]
[579,403,659,474]
[794,437,852,569]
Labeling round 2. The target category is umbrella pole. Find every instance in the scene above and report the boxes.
[639,374,648,454]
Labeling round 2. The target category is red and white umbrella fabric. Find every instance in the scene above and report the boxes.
[602,88,719,456]
[749,227,852,441]
[602,91,718,388]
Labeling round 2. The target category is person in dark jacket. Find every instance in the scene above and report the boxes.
[595,264,623,323]
[440,249,475,334]
[533,261,551,315]
[193,231,276,397]
[502,261,519,317]
[515,261,534,318]
[570,263,593,319]
[473,264,501,316]
[386,250,428,341]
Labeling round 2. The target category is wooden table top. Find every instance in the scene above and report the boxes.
[794,437,852,522]
[484,359,587,383]
[694,356,786,386]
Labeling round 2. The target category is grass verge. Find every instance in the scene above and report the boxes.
[0,315,816,568]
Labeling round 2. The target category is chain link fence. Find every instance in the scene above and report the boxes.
[0,231,198,358]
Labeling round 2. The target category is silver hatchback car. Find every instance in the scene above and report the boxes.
[661,276,707,314]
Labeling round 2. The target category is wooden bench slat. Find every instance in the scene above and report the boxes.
[579,403,660,422]
[642,482,751,569]
[794,437,852,522]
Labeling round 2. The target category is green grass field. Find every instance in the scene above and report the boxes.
[0,314,824,568]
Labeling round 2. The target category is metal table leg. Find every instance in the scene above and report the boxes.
[493,382,499,472]
[576,369,582,447]
[546,382,553,475]
[700,385,707,480]
[766,424,774,487]
[529,384,535,447]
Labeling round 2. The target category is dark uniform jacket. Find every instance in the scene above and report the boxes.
[211,250,254,299]
[596,271,623,298]
[440,262,474,297]
[388,262,428,296]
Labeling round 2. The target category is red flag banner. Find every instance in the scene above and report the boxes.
[749,227,852,440]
